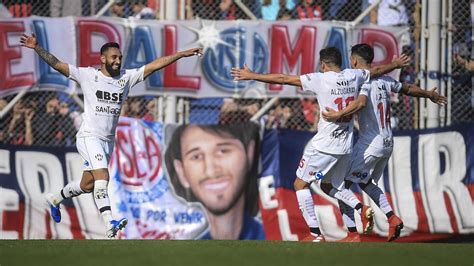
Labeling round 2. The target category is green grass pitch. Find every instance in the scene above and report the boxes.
[0,240,472,266]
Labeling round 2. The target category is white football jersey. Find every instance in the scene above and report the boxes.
[300,69,370,154]
[68,65,145,141]
[357,76,403,156]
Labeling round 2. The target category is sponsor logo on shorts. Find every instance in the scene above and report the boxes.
[331,127,349,139]
[351,171,368,179]
[95,154,104,161]
[383,137,393,148]
[84,160,89,167]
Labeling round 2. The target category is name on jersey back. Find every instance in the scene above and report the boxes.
[331,87,356,95]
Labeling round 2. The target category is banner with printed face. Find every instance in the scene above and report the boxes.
[0,17,408,98]
[0,117,263,239]
[2,119,472,240]
[108,117,210,239]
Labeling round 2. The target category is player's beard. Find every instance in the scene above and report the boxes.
[105,62,121,77]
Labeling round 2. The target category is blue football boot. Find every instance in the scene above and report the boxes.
[107,218,128,239]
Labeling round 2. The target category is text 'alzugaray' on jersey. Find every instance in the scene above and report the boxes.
[300,69,370,155]
[68,65,145,141]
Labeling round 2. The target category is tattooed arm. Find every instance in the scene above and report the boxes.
[20,33,70,77]
[143,47,202,79]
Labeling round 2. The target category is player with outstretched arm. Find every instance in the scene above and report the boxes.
[322,44,447,242]
[231,46,409,241]
[20,33,202,238]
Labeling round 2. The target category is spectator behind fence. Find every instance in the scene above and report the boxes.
[301,98,319,132]
[260,0,281,21]
[126,97,144,118]
[106,0,127,18]
[34,96,61,146]
[277,5,293,20]
[164,123,264,240]
[5,100,35,145]
[6,0,31,17]
[56,102,76,146]
[142,98,156,121]
[131,0,155,19]
[219,0,262,20]
[50,0,82,17]
[328,0,362,21]
[455,54,474,72]
[292,0,323,20]
[369,0,409,26]
[186,0,221,20]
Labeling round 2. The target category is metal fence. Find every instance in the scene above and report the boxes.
[0,0,472,147]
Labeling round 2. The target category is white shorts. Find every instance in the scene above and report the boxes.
[76,136,114,171]
[346,144,391,184]
[296,145,350,190]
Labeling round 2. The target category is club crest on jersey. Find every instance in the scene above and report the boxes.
[117,79,126,88]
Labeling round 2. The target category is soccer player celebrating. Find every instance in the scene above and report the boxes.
[231,47,409,242]
[20,33,202,239]
[322,44,447,242]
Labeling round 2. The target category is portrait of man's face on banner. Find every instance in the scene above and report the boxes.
[164,122,265,240]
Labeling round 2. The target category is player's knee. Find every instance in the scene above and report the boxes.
[80,182,93,193]
[294,178,310,190]
[91,168,110,180]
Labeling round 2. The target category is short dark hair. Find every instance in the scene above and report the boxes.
[100,42,120,55]
[351,43,374,64]
[164,122,260,216]
[319,47,342,67]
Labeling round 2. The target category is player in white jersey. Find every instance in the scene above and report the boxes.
[20,33,202,238]
[323,44,447,242]
[231,47,409,242]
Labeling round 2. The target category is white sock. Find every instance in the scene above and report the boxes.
[331,188,361,210]
[94,180,113,225]
[296,189,319,228]
[51,180,85,205]
[338,200,356,228]
[363,182,392,215]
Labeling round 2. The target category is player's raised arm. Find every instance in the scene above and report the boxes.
[322,95,368,122]
[400,85,447,105]
[370,54,411,78]
[143,47,202,79]
[230,64,301,87]
[20,33,69,77]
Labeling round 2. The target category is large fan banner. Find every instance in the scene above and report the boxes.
[0,17,408,98]
[1,119,472,240]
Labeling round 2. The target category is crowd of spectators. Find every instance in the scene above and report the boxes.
[218,97,320,131]
[0,0,471,144]
[0,93,76,146]
[0,93,163,147]
[2,0,416,25]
